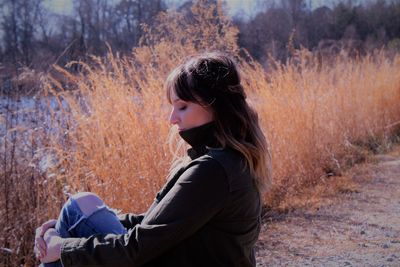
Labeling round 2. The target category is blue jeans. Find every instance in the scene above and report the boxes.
[41,196,127,267]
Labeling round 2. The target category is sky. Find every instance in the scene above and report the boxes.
[44,0,73,14]
[44,0,260,15]
[44,0,369,19]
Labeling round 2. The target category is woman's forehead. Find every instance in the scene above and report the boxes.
[170,89,179,101]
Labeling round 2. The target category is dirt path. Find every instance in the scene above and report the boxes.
[255,146,400,267]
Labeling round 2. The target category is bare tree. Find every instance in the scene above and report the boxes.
[0,0,44,70]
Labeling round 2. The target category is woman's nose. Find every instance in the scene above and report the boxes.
[169,109,178,125]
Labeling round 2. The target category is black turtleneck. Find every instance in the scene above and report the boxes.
[178,121,221,159]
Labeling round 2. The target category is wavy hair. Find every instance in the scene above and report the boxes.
[165,52,272,192]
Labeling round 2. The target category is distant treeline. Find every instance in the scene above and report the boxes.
[0,0,399,76]
[236,0,400,62]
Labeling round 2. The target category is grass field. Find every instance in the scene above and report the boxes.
[1,2,400,266]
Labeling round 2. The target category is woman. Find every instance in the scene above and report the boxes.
[35,52,272,267]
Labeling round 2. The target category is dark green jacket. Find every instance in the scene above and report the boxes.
[60,123,262,267]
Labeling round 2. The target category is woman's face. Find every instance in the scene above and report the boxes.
[169,90,213,131]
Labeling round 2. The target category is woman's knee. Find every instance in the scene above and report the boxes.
[70,192,105,216]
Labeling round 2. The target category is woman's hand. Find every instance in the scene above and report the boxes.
[40,228,63,263]
[34,219,57,260]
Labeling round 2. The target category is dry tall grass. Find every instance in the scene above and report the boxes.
[50,50,400,213]
[1,1,400,266]
[243,51,400,209]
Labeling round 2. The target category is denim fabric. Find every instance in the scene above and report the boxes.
[41,197,127,267]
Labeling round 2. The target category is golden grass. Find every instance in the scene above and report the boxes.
[40,0,241,214]
[47,54,172,212]
[1,1,400,266]
[46,50,400,214]
[245,52,400,210]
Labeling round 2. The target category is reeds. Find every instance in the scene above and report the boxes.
[1,1,400,266]
[243,51,400,209]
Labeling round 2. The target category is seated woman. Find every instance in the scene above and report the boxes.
[34,52,272,267]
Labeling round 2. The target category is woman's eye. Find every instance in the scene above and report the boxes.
[178,106,187,111]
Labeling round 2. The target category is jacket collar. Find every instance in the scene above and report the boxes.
[179,122,220,159]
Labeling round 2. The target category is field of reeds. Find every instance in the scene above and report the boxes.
[1,2,400,266]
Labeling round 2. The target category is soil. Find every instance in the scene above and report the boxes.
[255,146,400,267]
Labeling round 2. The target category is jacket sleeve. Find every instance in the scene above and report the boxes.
[60,157,230,267]
[118,213,145,229]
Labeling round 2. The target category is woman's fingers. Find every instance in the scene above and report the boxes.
[40,219,57,236]
[40,234,63,263]
[36,235,47,255]
[35,227,47,258]
[34,219,57,259]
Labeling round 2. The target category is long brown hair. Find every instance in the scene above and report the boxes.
[165,52,272,192]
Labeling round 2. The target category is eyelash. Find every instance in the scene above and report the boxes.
[178,106,187,111]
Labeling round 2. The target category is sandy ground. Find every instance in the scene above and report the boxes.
[255,146,400,267]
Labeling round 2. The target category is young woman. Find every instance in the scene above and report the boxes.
[35,52,272,267]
